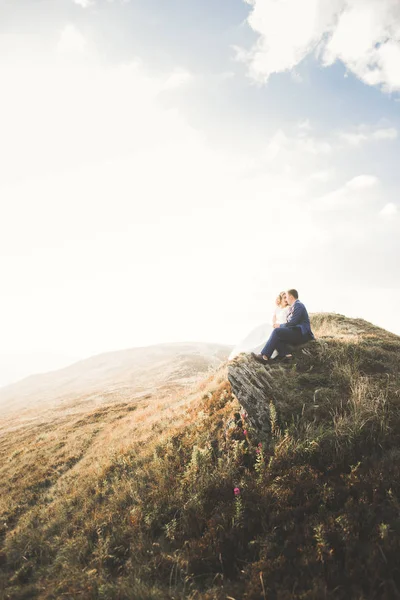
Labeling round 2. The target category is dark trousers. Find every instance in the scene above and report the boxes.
[261,327,304,358]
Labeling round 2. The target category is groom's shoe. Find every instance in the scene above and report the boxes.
[275,354,293,362]
[251,352,269,364]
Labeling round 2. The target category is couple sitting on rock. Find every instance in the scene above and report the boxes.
[251,289,314,364]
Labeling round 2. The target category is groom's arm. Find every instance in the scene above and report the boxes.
[280,303,304,328]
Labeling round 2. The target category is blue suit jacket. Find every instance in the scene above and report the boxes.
[279,300,314,340]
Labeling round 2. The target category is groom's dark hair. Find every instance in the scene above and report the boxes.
[288,289,298,299]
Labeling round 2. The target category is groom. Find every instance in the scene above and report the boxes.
[252,289,314,363]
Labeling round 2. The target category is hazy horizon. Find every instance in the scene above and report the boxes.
[0,339,235,390]
[1,0,399,388]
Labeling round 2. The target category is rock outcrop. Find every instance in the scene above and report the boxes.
[228,344,315,438]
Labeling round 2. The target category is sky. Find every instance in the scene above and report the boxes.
[0,0,399,387]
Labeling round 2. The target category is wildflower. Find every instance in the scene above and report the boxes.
[234,487,241,496]
[243,430,247,436]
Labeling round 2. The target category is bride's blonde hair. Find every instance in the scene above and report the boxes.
[277,291,287,307]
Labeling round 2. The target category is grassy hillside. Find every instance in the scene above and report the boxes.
[1,314,400,599]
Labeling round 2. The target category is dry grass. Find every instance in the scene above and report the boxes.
[1,314,400,599]
[0,362,224,542]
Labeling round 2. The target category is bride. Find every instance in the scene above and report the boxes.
[229,292,290,360]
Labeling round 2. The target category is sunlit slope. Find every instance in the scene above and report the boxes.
[0,342,231,419]
[1,316,400,599]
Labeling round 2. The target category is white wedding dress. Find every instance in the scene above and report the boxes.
[229,305,291,361]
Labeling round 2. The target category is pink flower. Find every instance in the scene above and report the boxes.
[258,442,262,448]
[234,487,240,496]
[243,430,247,436]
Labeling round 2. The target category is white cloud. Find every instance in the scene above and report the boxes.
[339,126,398,145]
[339,132,368,146]
[380,202,398,216]
[263,129,332,163]
[235,0,339,81]
[310,174,379,211]
[73,0,93,7]
[346,174,379,189]
[57,24,87,54]
[373,128,398,140]
[298,137,332,155]
[308,169,335,183]
[161,68,193,91]
[239,0,400,92]
[298,119,312,132]
[323,0,400,92]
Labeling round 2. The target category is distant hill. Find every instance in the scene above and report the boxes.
[0,342,232,419]
[1,316,400,599]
